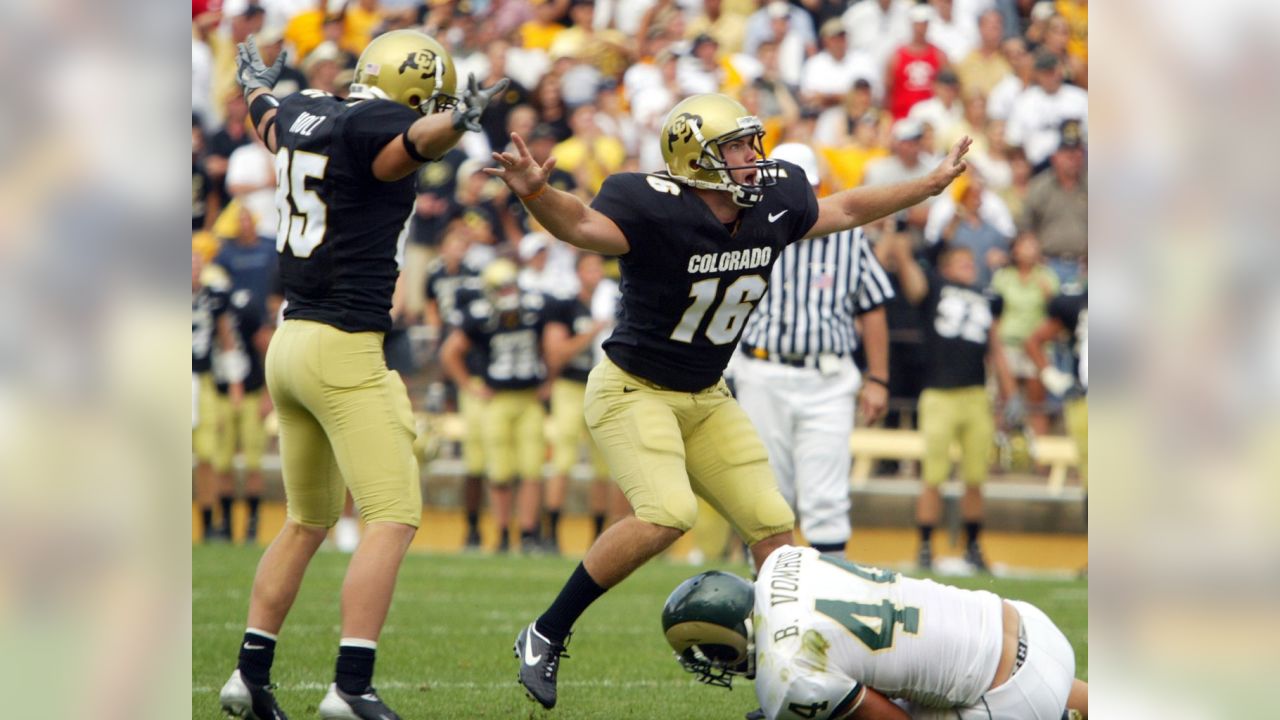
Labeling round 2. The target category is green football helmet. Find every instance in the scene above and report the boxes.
[660,94,777,208]
[350,29,459,115]
[661,571,756,689]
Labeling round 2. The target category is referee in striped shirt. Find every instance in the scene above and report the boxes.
[732,143,895,556]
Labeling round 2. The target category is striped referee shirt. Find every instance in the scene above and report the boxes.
[741,227,895,359]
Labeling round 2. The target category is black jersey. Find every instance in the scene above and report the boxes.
[1048,286,1088,392]
[459,290,549,391]
[411,147,467,246]
[273,90,421,333]
[425,260,479,330]
[546,296,596,384]
[215,288,267,395]
[192,277,230,374]
[921,272,1003,389]
[592,161,819,391]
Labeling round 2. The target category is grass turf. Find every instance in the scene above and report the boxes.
[193,544,1087,719]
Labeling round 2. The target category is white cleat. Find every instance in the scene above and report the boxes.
[318,683,402,720]
[219,669,288,720]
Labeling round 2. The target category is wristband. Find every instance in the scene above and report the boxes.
[248,92,279,129]
[865,375,889,389]
[401,132,430,163]
[519,184,549,203]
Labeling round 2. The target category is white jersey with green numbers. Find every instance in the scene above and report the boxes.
[753,546,1003,719]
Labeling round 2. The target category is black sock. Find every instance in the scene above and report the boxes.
[219,495,234,531]
[536,562,606,644]
[919,525,933,545]
[335,642,377,694]
[499,527,510,546]
[247,495,261,521]
[466,511,479,534]
[521,528,538,543]
[547,510,561,539]
[237,629,277,686]
[592,513,605,538]
[965,521,982,547]
[201,508,213,536]
[811,541,847,555]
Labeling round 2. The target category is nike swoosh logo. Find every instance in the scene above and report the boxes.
[623,387,637,393]
[523,633,543,666]
[768,210,788,223]
[243,643,266,650]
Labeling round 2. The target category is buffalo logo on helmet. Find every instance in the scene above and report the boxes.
[666,112,702,154]
[399,50,439,80]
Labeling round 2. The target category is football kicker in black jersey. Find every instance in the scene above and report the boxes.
[591,160,818,392]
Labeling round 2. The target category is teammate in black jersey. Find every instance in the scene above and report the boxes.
[440,259,552,554]
[423,229,489,549]
[219,31,508,720]
[193,251,232,543]
[542,253,628,554]
[1027,271,1088,524]
[212,287,272,544]
[485,92,973,710]
[890,237,1020,573]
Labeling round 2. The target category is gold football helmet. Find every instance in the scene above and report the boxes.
[660,94,777,207]
[482,258,520,313]
[350,29,459,115]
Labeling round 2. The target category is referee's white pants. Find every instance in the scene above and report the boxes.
[732,354,859,546]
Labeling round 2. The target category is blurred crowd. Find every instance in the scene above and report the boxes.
[191,0,1088,486]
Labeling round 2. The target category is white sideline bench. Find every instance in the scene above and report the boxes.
[849,428,1080,496]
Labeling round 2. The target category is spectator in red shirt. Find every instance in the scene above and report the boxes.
[884,4,949,119]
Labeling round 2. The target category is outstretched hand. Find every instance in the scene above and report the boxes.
[451,73,511,132]
[929,135,972,195]
[235,35,286,100]
[484,132,557,199]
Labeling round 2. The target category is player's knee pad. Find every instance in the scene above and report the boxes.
[634,486,698,533]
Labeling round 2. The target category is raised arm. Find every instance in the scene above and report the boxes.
[885,232,929,305]
[236,37,286,154]
[485,133,630,256]
[373,74,510,182]
[805,136,972,239]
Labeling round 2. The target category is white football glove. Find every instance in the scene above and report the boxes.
[1040,366,1075,396]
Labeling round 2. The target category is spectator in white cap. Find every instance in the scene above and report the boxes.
[1005,52,1088,170]
[518,233,581,300]
[733,142,896,558]
[864,118,942,243]
[800,19,881,109]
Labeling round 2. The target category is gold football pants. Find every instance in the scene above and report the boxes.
[483,389,546,485]
[583,358,794,545]
[919,386,994,486]
[266,320,421,527]
[213,388,267,474]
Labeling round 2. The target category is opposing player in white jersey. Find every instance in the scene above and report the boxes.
[662,546,1087,719]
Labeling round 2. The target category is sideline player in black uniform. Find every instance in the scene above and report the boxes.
[485,92,973,709]
[193,251,233,542]
[888,236,1020,573]
[423,228,488,549]
[440,258,551,554]
[219,31,508,720]
[212,287,272,544]
[1027,271,1088,519]
[542,252,626,553]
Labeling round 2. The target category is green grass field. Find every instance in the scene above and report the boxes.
[193,544,1087,719]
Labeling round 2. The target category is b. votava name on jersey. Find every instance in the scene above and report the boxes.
[687,247,773,275]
